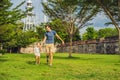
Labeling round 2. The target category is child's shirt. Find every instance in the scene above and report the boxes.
[34,46,40,56]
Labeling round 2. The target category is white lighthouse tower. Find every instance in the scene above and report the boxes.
[43,0,47,23]
[23,0,36,31]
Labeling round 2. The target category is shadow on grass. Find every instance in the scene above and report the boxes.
[54,56,103,60]
[0,56,8,62]
[0,59,8,62]
[54,56,82,60]
[26,61,35,65]
[0,73,9,80]
[19,53,34,58]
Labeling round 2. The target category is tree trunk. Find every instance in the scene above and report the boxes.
[0,43,3,50]
[10,48,11,54]
[118,0,120,17]
[69,34,73,57]
[17,47,20,53]
[97,0,120,54]
[118,30,120,54]
[118,0,120,54]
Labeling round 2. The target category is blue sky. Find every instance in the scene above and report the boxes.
[80,12,114,34]
[11,0,114,34]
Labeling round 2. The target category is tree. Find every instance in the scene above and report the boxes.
[0,0,26,51]
[0,0,38,53]
[49,19,81,43]
[49,19,68,43]
[0,23,37,53]
[84,0,120,53]
[42,0,99,57]
[82,27,118,40]
[98,28,118,38]
[82,27,97,40]
[0,0,25,25]
[96,0,120,53]
[15,31,37,53]
[36,23,46,40]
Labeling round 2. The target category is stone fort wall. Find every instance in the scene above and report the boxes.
[56,36,119,54]
[20,36,119,54]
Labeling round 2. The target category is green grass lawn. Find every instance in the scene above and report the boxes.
[0,53,120,80]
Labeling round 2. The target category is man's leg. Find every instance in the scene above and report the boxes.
[49,44,54,66]
[46,53,49,64]
[49,52,53,66]
[45,44,50,64]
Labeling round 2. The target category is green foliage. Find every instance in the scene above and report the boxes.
[82,33,88,40]
[0,0,37,52]
[82,26,97,40]
[50,19,68,42]
[0,53,119,80]
[0,49,7,54]
[36,23,46,40]
[0,0,25,25]
[82,27,118,40]
[0,23,37,52]
[86,27,97,40]
[0,24,16,42]
[72,29,81,41]
[15,31,37,48]
[98,28,118,38]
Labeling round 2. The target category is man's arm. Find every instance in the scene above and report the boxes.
[43,36,46,42]
[42,36,47,45]
[55,34,64,45]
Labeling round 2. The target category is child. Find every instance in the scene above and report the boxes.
[34,42,42,64]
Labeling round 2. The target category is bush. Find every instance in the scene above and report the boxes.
[0,49,7,55]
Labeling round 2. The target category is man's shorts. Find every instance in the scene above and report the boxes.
[45,44,55,53]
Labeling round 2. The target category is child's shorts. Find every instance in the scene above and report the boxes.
[34,52,40,56]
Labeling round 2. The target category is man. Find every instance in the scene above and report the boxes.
[43,25,64,66]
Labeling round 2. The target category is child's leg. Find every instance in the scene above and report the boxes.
[37,56,40,64]
[35,56,37,64]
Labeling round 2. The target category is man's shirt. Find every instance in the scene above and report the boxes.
[44,30,56,44]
